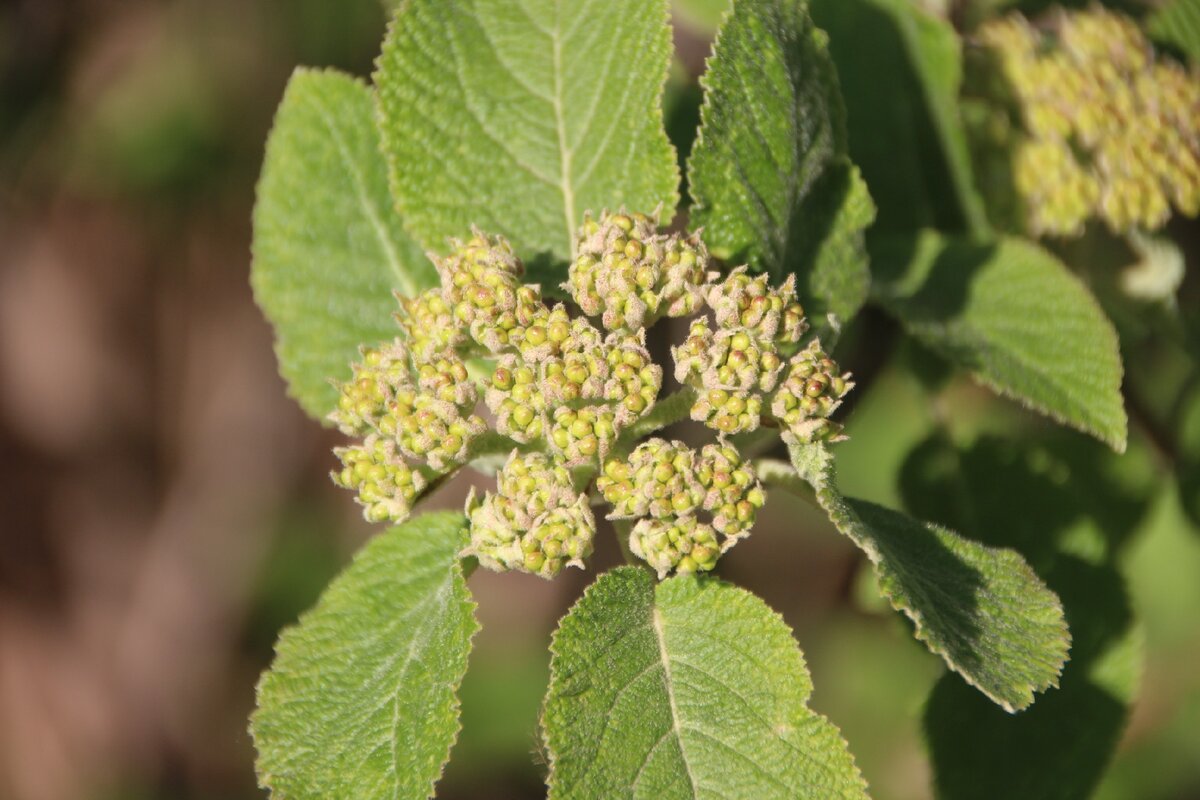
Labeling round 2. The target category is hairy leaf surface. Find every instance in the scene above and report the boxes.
[251,69,434,420]
[252,512,477,800]
[689,0,875,325]
[789,441,1070,712]
[872,231,1127,451]
[543,567,868,799]
[376,0,680,263]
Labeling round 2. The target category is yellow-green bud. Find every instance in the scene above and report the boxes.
[770,338,853,443]
[629,517,722,579]
[332,435,427,523]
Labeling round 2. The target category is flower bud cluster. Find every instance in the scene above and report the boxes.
[330,340,485,521]
[329,214,854,580]
[465,452,594,578]
[597,439,765,576]
[673,269,809,434]
[976,9,1200,235]
[566,209,716,330]
[772,339,854,443]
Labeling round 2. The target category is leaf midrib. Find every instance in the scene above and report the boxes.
[651,606,700,797]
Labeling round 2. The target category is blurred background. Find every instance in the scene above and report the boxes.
[1,1,1197,799]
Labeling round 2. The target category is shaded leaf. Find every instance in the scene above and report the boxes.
[251,68,434,420]
[252,512,478,800]
[688,0,875,325]
[810,0,988,235]
[789,441,1070,712]
[872,231,1127,451]
[1147,0,1200,62]
[543,567,868,799]
[375,0,679,264]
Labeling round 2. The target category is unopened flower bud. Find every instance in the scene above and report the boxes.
[690,388,763,435]
[696,443,765,538]
[329,341,413,436]
[484,355,547,443]
[549,404,619,466]
[602,331,662,424]
[706,267,808,345]
[382,391,486,471]
[598,438,704,519]
[395,288,466,359]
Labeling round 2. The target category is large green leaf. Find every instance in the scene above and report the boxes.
[251,69,434,421]
[375,0,680,263]
[899,432,1150,800]
[810,0,987,236]
[252,512,478,800]
[688,0,875,324]
[872,231,1128,451]
[1147,0,1200,62]
[542,567,868,799]
[789,441,1070,712]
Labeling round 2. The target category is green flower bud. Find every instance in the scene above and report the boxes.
[597,438,704,519]
[541,318,609,405]
[484,355,547,443]
[332,435,427,523]
[696,443,765,538]
[496,451,578,516]
[329,340,413,436]
[628,517,721,579]
[770,339,853,443]
[395,288,466,359]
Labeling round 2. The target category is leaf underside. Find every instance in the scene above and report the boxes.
[789,441,1071,712]
[543,567,869,800]
[252,512,478,800]
[871,231,1127,451]
[688,0,875,325]
[375,0,680,264]
[251,68,435,421]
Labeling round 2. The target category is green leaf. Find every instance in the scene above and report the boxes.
[688,0,875,325]
[375,0,680,263]
[809,0,988,236]
[251,68,435,421]
[252,512,478,800]
[872,231,1128,451]
[788,441,1071,712]
[542,567,868,800]
[899,433,1149,799]
[1147,0,1200,62]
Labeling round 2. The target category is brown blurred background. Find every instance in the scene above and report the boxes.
[2,2,1198,799]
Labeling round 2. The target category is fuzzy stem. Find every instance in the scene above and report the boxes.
[753,457,818,507]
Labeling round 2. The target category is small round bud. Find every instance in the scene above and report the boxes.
[602,331,662,425]
[329,340,413,436]
[484,355,547,443]
[598,439,704,519]
[549,404,619,466]
[696,443,765,538]
[706,267,809,345]
[395,288,466,359]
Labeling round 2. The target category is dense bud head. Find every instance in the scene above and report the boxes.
[395,288,466,359]
[696,443,765,537]
[597,438,705,519]
[382,392,487,471]
[484,355,547,443]
[541,318,609,405]
[329,341,413,436]
[771,339,854,443]
[436,230,526,351]
[629,517,721,579]
[566,209,715,330]
[549,404,619,466]
[602,331,662,424]
[465,451,594,579]
[977,8,1200,235]
[706,267,808,344]
[332,435,426,524]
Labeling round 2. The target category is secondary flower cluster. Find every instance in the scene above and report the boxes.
[974,8,1199,236]
[329,211,853,579]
